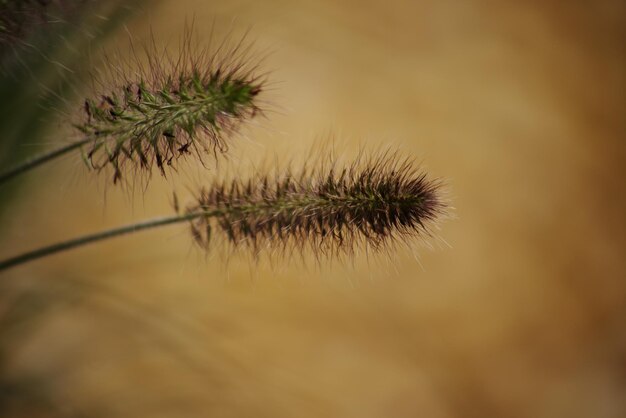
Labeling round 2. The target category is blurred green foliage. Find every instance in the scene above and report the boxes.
[0,2,152,416]
[0,1,147,223]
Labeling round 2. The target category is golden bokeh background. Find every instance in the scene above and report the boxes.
[1,0,625,417]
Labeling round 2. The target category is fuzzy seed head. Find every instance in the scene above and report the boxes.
[186,151,446,258]
[76,33,265,183]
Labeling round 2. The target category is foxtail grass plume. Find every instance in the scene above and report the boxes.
[0,149,447,272]
[186,151,446,258]
[75,31,265,183]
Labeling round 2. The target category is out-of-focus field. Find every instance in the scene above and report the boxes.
[1,0,625,417]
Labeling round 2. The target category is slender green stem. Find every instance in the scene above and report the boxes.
[0,211,214,273]
[0,137,91,185]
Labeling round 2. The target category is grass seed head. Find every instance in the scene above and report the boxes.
[75,29,266,184]
[186,150,447,260]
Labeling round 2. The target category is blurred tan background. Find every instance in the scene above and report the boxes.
[1,0,625,417]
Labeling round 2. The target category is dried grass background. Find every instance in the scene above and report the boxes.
[1,0,625,417]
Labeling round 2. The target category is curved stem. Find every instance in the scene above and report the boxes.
[0,211,214,273]
[0,137,91,186]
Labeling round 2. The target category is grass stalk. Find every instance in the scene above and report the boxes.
[0,211,213,272]
[0,151,446,272]
[0,138,91,185]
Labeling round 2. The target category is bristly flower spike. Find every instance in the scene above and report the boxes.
[186,150,446,259]
[0,27,266,186]
[77,30,265,183]
[0,149,448,272]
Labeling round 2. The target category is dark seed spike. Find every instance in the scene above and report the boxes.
[186,151,447,258]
